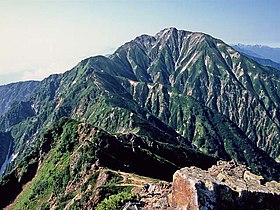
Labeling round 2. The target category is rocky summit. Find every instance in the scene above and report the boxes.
[124,161,280,209]
[171,161,280,210]
[0,28,279,209]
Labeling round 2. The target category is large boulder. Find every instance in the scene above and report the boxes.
[171,161,280,210]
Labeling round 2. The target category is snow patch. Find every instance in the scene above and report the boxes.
[147,84,153,89]
[128,80,138,87]
[221,52,228,60]
[180,52,201,74]
[253,74,259,80]
[31,103,38,114]
[168,91,174,97]
[205,55,211,67]
[11,152,19,162]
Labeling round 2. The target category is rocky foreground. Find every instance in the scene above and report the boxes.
[125,161,280,209]
[171,161,280,210]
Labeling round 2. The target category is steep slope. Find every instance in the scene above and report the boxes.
[0,132,13,176]
[0,28,279,183]
[110,28,280,160]
[119,80,279,179]
[0,81,39,170]
[0,118,216,209]
[1,119,279,209]
[0,81,39,116]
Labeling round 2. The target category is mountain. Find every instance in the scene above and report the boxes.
[1,119,278,209]
[246,55,280,70]
[232,44,280,63]
[0,28,279,208]
[0,117,217,209]
[0,81,39,174]
[108,28,279,160]
[232,44,280,70]
[0,81,39,116]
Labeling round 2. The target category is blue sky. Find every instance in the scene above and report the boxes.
[0,0,279,85]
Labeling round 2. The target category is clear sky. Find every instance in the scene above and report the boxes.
[0,0,279,85]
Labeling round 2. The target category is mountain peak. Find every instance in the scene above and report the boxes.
[154,27,190,40]
[155,28,212,40]
[156,27,178,35]
[118,28,216,57]
[0,27,280,209]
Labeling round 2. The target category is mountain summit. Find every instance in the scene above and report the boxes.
[0,28,279,209]
[109,27,279,159]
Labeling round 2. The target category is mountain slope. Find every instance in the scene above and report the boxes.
[0,81,39,116]
[246,55,280,70]
[0,117,216,209]
[0,81,39,170]
[0,28,279,185]
[110,28,280,159]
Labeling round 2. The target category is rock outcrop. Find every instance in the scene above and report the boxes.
[138,182,172,209]
[122,161,280,209]
[171,161,280,210]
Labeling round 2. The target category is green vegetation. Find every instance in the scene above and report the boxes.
[8,119,139,209]
[106,170,123,184]
[0,81,39,116]
[96,191,138,210]
[81,171,99,192]
[0,28,280,209]
[12,119,79,210]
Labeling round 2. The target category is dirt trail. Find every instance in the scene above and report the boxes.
[115,171,152,188]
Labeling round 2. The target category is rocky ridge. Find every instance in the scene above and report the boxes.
[124,161,280,209]
[171,161,280,210]
[0,118,215,209]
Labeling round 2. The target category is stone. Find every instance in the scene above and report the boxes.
[171,161,280,210]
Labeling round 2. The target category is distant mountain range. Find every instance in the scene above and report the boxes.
[232,44,280,70]
[0,28,279,209]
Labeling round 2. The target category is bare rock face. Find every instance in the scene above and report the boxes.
[171,161,280,210]
[137,182,172,209]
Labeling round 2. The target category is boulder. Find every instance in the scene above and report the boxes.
[171,161,280,210]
